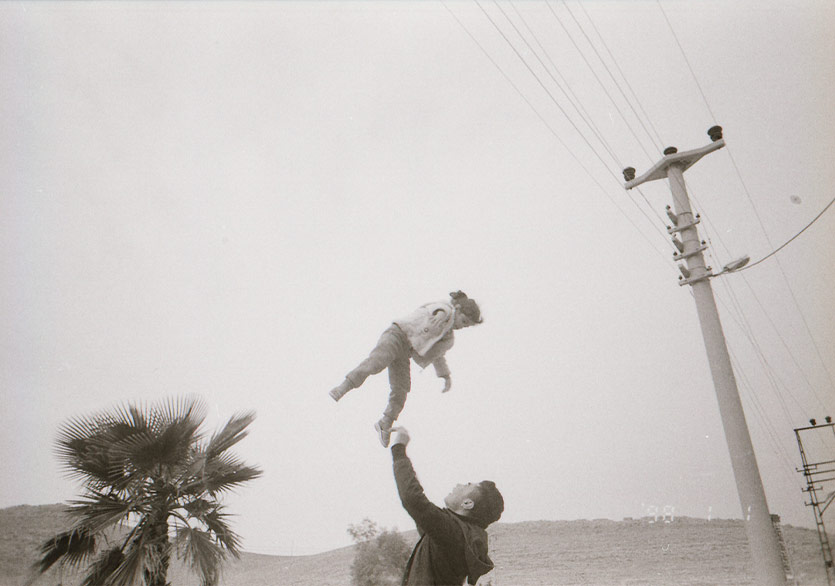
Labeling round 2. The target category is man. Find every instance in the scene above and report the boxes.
[390,426,503,585]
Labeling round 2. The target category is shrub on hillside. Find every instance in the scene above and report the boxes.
[347,518,410,586]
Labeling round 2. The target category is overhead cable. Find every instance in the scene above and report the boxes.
[657,0,835,399]
[576,1,666,149]
[564,0,665,153]
[478,0,675,248]
[740,195,835,271]
[440,0,674,266]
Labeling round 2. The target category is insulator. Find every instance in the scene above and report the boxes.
[623,167,636,181]
[665,205,678,225]
[810,419,817,426]
[708,125,723,142]
[663,146,678,155]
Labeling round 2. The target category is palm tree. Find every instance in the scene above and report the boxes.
[30,396,262,586]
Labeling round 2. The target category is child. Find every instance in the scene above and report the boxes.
[328,290,483,447]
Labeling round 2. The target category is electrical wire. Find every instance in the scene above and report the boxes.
[543,0,655,164]
[439,0,675,267]
[479,0,622,184]
[656,1,716,123]
[737,194,835,272]
[506,1,621,168]
[562,0,664,154]
[656,0,835,412]
[499,1,673,238]
[576,0,666,150]
[491,0,677,248]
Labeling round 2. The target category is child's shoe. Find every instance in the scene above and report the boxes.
[329,380,352,402]
[374,416,394,447]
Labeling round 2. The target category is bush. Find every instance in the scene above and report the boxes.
[348,519,411,586]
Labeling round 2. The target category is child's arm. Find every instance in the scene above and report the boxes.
[433,357,452,393]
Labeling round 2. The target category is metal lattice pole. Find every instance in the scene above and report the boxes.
[795,419,835,586]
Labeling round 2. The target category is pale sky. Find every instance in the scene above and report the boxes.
[2,0,834,556]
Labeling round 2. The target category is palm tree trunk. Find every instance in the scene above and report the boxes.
[144,519,172,586]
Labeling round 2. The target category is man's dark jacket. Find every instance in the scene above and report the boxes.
[391,444,494,586]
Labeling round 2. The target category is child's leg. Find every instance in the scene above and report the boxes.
[375,350,412,446]
[382,356,411,422]
[345,326,408,388]
[332,325,410,402]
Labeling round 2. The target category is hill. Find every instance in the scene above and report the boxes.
[1,504,830,585]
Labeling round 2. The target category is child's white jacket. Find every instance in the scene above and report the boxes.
[394,301,456,358]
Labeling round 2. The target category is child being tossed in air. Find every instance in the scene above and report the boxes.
[328,290,483,447]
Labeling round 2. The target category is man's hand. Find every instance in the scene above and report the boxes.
[441,375,452,393]
[390,426,410,447]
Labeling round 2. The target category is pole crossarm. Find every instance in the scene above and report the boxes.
[624,138,725,190]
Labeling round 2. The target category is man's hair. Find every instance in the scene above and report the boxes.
[470,481,504,526]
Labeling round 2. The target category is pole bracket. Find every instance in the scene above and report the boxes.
[678,271,713,286]
[667,218,701,234]
[673,244,708,261]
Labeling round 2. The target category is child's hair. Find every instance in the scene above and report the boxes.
[449,290,483,324]
[470,480,504,526]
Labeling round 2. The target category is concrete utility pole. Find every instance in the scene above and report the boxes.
[623,126,787,586]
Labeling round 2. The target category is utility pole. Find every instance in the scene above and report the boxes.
[623,126,787,586]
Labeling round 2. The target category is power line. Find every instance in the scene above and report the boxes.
[479,0,622,183]
[562,0,664,155]
[681,183,831,413]
[575,1,666,150]
[656,0,716,123]
[739,194,835,272]
[656,0,835,404]
[492,0,675,245]
[439,0,675,266]
[543,0,655,164]
[505,1,620,167]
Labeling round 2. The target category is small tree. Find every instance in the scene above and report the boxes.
[30,396,262,586]
[348,519,410,586]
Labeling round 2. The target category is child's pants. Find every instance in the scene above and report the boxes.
[345,325,411,421]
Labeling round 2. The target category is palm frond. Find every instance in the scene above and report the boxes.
[183,498,213,518]
[202,452,262,496]
[56,410,146,489]
[109,401,149,433]
[175,525,223,586]
[154,396,206,433]
[79,547,124,586]
[202,506,242,556]
[33,527,96,573]
[66,492,133,533]
[104,397,206,474]
[108,427,181,474]
[205,411,256,458]
[106,535,149,586]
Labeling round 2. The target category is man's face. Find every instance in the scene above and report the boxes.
[444,482,481,511]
